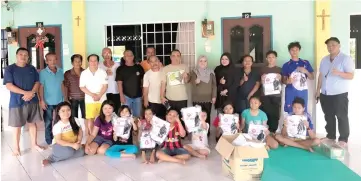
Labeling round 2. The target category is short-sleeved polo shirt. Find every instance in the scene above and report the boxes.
[39,66,64,105]
[79,67,108,103]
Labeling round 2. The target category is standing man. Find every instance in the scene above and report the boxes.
[116,50,145,117]
[316,37,355,147]
[282,42,314,114]
[140,47,156,72]
[160,49,190,114]
[99,48,121,112]
[39,52,65,145]
[3,47,43,156]
[64,54,85,119]
[143,56,166,119]
[79,54,108,135]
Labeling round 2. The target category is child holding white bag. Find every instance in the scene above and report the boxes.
[137,108,156,164]
[213,102,240,142]
[184,109,210,159]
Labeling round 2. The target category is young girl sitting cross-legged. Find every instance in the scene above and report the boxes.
[184,109,210,159]
[105,105,138,159]
[156,108,191,165]
[213,102,241,142]
[85,100,115,155]
[240,96,279,150]
[275,97,321,152]
[138,108,156,164]
[42,102,84,166]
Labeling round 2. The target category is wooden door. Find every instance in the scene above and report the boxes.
[222,17,271,66]
[18,26,62,70]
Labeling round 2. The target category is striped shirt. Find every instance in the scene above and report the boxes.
[64,68,85,100]
[162,122,182,150]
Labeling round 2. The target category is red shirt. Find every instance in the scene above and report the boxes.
[162,122,182,150]
[212,116,241,127]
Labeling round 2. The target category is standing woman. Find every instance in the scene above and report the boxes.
[214,53,237,112]
[190,55,217,135]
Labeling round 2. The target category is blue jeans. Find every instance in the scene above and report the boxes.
[124,96,141,117]
[43,105,56,145]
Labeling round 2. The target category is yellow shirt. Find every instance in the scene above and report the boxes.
[52,121,78,144]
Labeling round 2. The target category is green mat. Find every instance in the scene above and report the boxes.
[261,147,361,181]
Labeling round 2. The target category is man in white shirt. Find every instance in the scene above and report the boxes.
[79,54,108,135]
[143,56,166,119]
[99,47,120,112]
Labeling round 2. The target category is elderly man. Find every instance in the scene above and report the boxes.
[316,37,355,147]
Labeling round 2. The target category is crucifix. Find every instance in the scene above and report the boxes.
[75,16,81,26]
[316,9,330,31]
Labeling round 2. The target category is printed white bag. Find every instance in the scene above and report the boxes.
[113,116,133,139]
[181,105,202,133]
[150,116,170,144]
[290,71,308,91]
[286,115,307,140]
[263,73,281,95]
[139,131,156,149]
[219,114,239,135]
[247,124,267,142]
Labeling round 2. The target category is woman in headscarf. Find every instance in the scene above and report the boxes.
[190,55,217,134]
[214,53,237,112]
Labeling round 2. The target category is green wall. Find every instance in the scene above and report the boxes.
[8,0,360,71]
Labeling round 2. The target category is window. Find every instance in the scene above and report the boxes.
[1,29,8,78]
[106,22,196,67]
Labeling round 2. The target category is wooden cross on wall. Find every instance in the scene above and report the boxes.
[75,16,81,26]
[317,9,330,31]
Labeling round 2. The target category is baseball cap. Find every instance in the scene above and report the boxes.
[325,37,340,44]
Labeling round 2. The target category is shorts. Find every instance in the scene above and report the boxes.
[8,103,42,127]
[85,103,102,119]
[187,144,211,154]
[162,147,189,156]
[93,135,113,146]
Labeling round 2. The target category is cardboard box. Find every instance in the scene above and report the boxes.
[216,134,269,181]
[320,141,345,160]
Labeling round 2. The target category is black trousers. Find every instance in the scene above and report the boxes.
[260,96,281,133]
[107,93,120,113]
[193,102,212,136]
[320,92,349,142]
[148,102,166,120]
[70,99,85,119]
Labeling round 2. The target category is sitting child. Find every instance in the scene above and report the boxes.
[156,108,190,165]
[213,102,240,142]
[275,97,321,152]
[240,96,279,149]
[42,102,84,166]
[105,105,138,159]
[85,100,115,155]
[137,108,156,164]
[184,109,210,159]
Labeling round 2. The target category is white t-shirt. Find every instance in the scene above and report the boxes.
[99,61,120,94]
[52,120,78,144]
[191,123,209,148]
[79,68,108,103]
[143,69,162,104]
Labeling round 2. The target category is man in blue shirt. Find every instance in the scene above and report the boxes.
[39,52,65,145]
[3,47,44,156]
[282,42,314,114]
[316,37,355,147]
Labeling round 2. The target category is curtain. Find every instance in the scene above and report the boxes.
[175,22,196,69]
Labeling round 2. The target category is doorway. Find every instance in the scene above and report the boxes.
[222,17,271,66]
[18,25,62,70]
[350,15,361,69]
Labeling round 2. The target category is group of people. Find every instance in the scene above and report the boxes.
[3,36,354,166]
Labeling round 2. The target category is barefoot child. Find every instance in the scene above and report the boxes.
[105,105,138,159]
[138,108,156,164]
[275,97,321,152]
[184,109,210,159]
[156,108,191,165]
[240,96,279,149]
[213,102,240,142]
[85,100,115,155]
[42,102,84,166]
